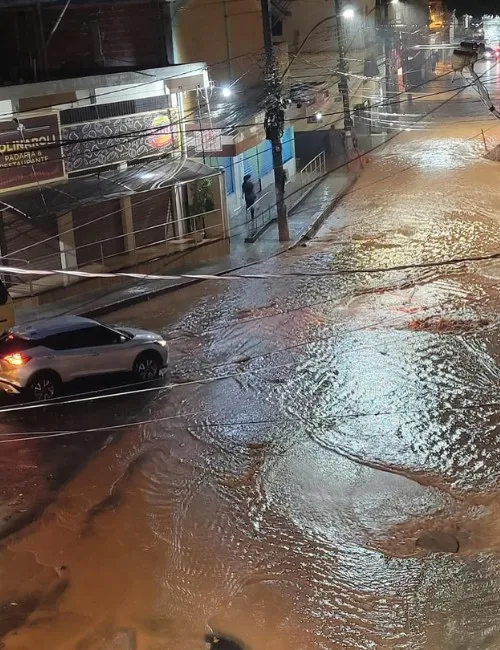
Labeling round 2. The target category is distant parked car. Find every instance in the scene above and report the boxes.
[483,45,500,59]
[0,316,169,401]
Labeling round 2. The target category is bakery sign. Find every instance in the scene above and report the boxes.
[0,114,65,193]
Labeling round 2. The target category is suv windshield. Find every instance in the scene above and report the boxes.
[117,329,133,340]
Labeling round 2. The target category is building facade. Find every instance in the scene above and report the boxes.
[281,0,383,163]
[173,0,297,235]
[280,0,433,162]
[0,0,174,83]
[0,0,228,302]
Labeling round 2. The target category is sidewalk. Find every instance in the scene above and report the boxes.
[16,170,358,324]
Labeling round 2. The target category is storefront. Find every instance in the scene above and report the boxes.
[0,65,228,298]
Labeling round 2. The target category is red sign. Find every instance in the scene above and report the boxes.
[0,114,65,193]
[146,113,176,150]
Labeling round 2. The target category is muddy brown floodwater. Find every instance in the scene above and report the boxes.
[2,73,500,649]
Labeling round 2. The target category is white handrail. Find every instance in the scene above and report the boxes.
[300,151,326,175]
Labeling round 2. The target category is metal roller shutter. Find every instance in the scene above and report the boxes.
[243,145,259,182]
[131,189,174,248]
[208,157,234,196]
[73,199,124,267]
[219,157,234,195]
[281,127,295,163]
[257,140,273,177]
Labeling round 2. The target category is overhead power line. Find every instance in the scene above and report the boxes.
[0,299,495,418]
[0,71,491,295]
[3,246,500,284]
[2,65,494,267]
[1,66,496,414]
[0,68,465,167]
[2,391,499,442]
[1,58,493,301]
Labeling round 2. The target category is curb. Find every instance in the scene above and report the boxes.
[80,174,359,318]
[294,173,359,245]
[288,175,324,216]
[81,253,286,318]
[244,175,324,244]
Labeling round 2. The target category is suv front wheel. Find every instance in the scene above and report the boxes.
[133,352,162,382]
[25,371,62,402]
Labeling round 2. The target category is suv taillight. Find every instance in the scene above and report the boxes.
[3,353,31,366]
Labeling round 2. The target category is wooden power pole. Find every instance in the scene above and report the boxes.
[260,0,290,242]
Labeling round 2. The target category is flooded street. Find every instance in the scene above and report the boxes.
[3,77,500,649]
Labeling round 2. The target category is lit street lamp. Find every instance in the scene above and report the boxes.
[279,2,379,153]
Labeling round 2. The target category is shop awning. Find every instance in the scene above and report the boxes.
[0,158,220,219]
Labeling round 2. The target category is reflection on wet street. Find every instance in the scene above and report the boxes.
[3,82,500,649]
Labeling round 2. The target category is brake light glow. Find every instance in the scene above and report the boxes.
[3,353,30,366]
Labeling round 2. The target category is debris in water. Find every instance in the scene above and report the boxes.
[416,532,459,553]
[407,316,491,333]
[205,634,245,650]
[484,144,500,161]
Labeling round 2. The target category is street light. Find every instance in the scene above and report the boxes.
[221,86,232,98]
[341,7,355,19]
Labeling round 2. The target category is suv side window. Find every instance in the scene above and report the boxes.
[80,326,121,347]
[44,327,119,350]
[43,332,81,350]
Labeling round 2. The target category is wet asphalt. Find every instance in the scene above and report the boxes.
[2,50,500,649]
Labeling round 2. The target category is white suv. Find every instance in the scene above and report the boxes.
[0,315,169,401]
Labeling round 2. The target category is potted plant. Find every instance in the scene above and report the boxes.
[190,179,214,242]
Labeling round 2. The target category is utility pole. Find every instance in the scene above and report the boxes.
[333,0,353,157]
[382,0,393,108]
[223,0,234,81]
[260,0,290,242]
